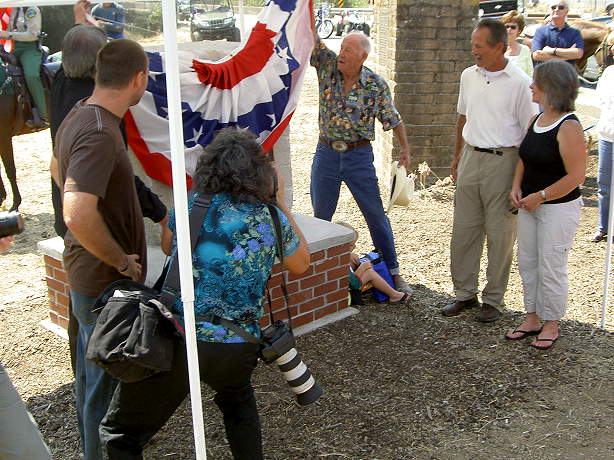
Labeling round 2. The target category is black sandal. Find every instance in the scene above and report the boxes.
[504,327,543,340]
[590,231,607,243]
[530,337,559,350]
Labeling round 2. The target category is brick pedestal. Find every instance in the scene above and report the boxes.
[38,215,356,334]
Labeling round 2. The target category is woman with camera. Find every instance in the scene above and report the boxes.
[100,128,310,460]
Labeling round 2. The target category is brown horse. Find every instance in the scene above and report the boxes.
[571,19,611,76]
[0,51,53,212]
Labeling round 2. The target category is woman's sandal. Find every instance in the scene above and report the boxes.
[590,231,607,243]
[389,292,410,305]
[504,327,543,340]
[530,337,559,350]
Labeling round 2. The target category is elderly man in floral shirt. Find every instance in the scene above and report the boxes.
[310,32,412,293]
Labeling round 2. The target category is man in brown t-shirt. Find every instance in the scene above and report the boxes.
[51,39,149,460]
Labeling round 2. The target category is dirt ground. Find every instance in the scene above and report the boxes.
[1,48,613,459]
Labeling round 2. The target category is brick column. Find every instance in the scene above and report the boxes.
[373,0,477,180]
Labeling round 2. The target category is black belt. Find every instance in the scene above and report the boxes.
[319,136,371,152]
[472,146,503,156]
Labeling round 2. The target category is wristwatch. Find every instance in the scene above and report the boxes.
[540,189,547,201]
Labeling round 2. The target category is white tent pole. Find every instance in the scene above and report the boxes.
[160,0,207,458]
[601,152,614,330]
[238,0,245,40]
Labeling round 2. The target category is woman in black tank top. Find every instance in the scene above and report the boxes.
[505,60,586,350]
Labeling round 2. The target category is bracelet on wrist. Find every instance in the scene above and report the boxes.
[540,189,547,201]
[553,48,557,56]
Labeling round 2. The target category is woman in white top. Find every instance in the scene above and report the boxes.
[500,10,533,78]
[591,33,614,242]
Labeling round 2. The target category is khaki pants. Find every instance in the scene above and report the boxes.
[450,144,518,308]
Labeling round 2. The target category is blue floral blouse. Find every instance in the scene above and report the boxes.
[168,193,300,343]
[311,38,402,142]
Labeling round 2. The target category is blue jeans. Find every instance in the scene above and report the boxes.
[71,290,118,460]
[598,139,614,234]
[310,141,399,274]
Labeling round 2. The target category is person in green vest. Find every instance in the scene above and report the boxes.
[0,6,47,124]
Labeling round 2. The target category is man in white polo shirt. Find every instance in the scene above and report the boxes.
[442,18,538,322]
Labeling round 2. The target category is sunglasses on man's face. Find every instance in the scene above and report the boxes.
[550,4,567,10]
[505,24,518,30]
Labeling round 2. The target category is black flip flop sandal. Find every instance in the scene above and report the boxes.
[504,327,543,340]
[530,337,559,350]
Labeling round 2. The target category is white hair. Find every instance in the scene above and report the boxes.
[346,31,371,55]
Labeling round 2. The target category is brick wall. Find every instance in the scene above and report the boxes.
[44,254,70,330]
[39,237,353,333]
[373,0,477,179]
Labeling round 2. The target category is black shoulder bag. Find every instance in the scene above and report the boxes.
[85,194,213,383]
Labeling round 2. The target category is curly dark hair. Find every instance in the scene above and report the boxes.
[194,128,275,204]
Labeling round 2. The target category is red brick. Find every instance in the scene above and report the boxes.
[327,243,351,257]
[269,286,283,300]
[338,276,349,291]
[267,273,282,287]
[46,277,66,294]
[44,255,63,269]
[314,257,338,274]
[315,303,338,320]
[339,252,350,265]
[54,269,68,283]
[46,288,56,303]
[272,306,297,322]
[290,312,314,328]
[55,315,69,330]
[45,265,55,278]
[259,316,271,329]
[314,280,338,297]
[336,299,349,310]
[288,291,308,306]
[56,292,70,308]
[288,265,313,281]
[271,263,282,275]
[326,288,348,304]
[267,297,285,312]
[51,303,69,319]
[310,250,325,262]
[300,273,325,290]
[327,265,349,282]
[299,296,324,313]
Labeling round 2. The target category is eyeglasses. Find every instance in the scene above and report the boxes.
[505,24,518,30]
[550,4,567,10]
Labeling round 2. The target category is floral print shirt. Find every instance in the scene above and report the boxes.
[311,39,402,142]
[168,193,300,343]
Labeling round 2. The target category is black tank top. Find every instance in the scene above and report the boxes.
[519,113,581,204]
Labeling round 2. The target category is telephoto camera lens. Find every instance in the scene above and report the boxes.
[275,347,323,405]
[0,212,24,238]
[260,321,323,405]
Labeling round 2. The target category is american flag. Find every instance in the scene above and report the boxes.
[0,8,12,52]
[125,0,314,188]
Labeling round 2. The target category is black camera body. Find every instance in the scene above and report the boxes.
[260,320,295,364]
[0,212,24,238]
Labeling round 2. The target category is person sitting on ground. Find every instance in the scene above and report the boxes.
[100,128,310,460]
[0,5,48,125]
[506,60,586,350]
[500,10,533,77]
[336,221,410,304]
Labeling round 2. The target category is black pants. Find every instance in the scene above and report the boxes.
[100,340,262,460]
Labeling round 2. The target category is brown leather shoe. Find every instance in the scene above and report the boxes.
[476,303,502,323]
[441,296,480,317]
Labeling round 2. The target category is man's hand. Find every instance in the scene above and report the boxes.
[509,188,522,209]
[74,0,93,25]
[397,148,411,170]
[117,254,142,281]
[450,157,459,180]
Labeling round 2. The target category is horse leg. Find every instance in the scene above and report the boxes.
[0,95,21,211]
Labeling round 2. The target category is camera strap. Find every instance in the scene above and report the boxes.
[266,204,293,331]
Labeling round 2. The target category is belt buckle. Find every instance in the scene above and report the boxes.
[331,140,348,152]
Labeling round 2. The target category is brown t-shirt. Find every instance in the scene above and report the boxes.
[55,100,146,297]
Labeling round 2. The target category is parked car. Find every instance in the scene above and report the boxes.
[189,0,240,42]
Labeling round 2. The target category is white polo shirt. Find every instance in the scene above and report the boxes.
[457,61,538,148]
